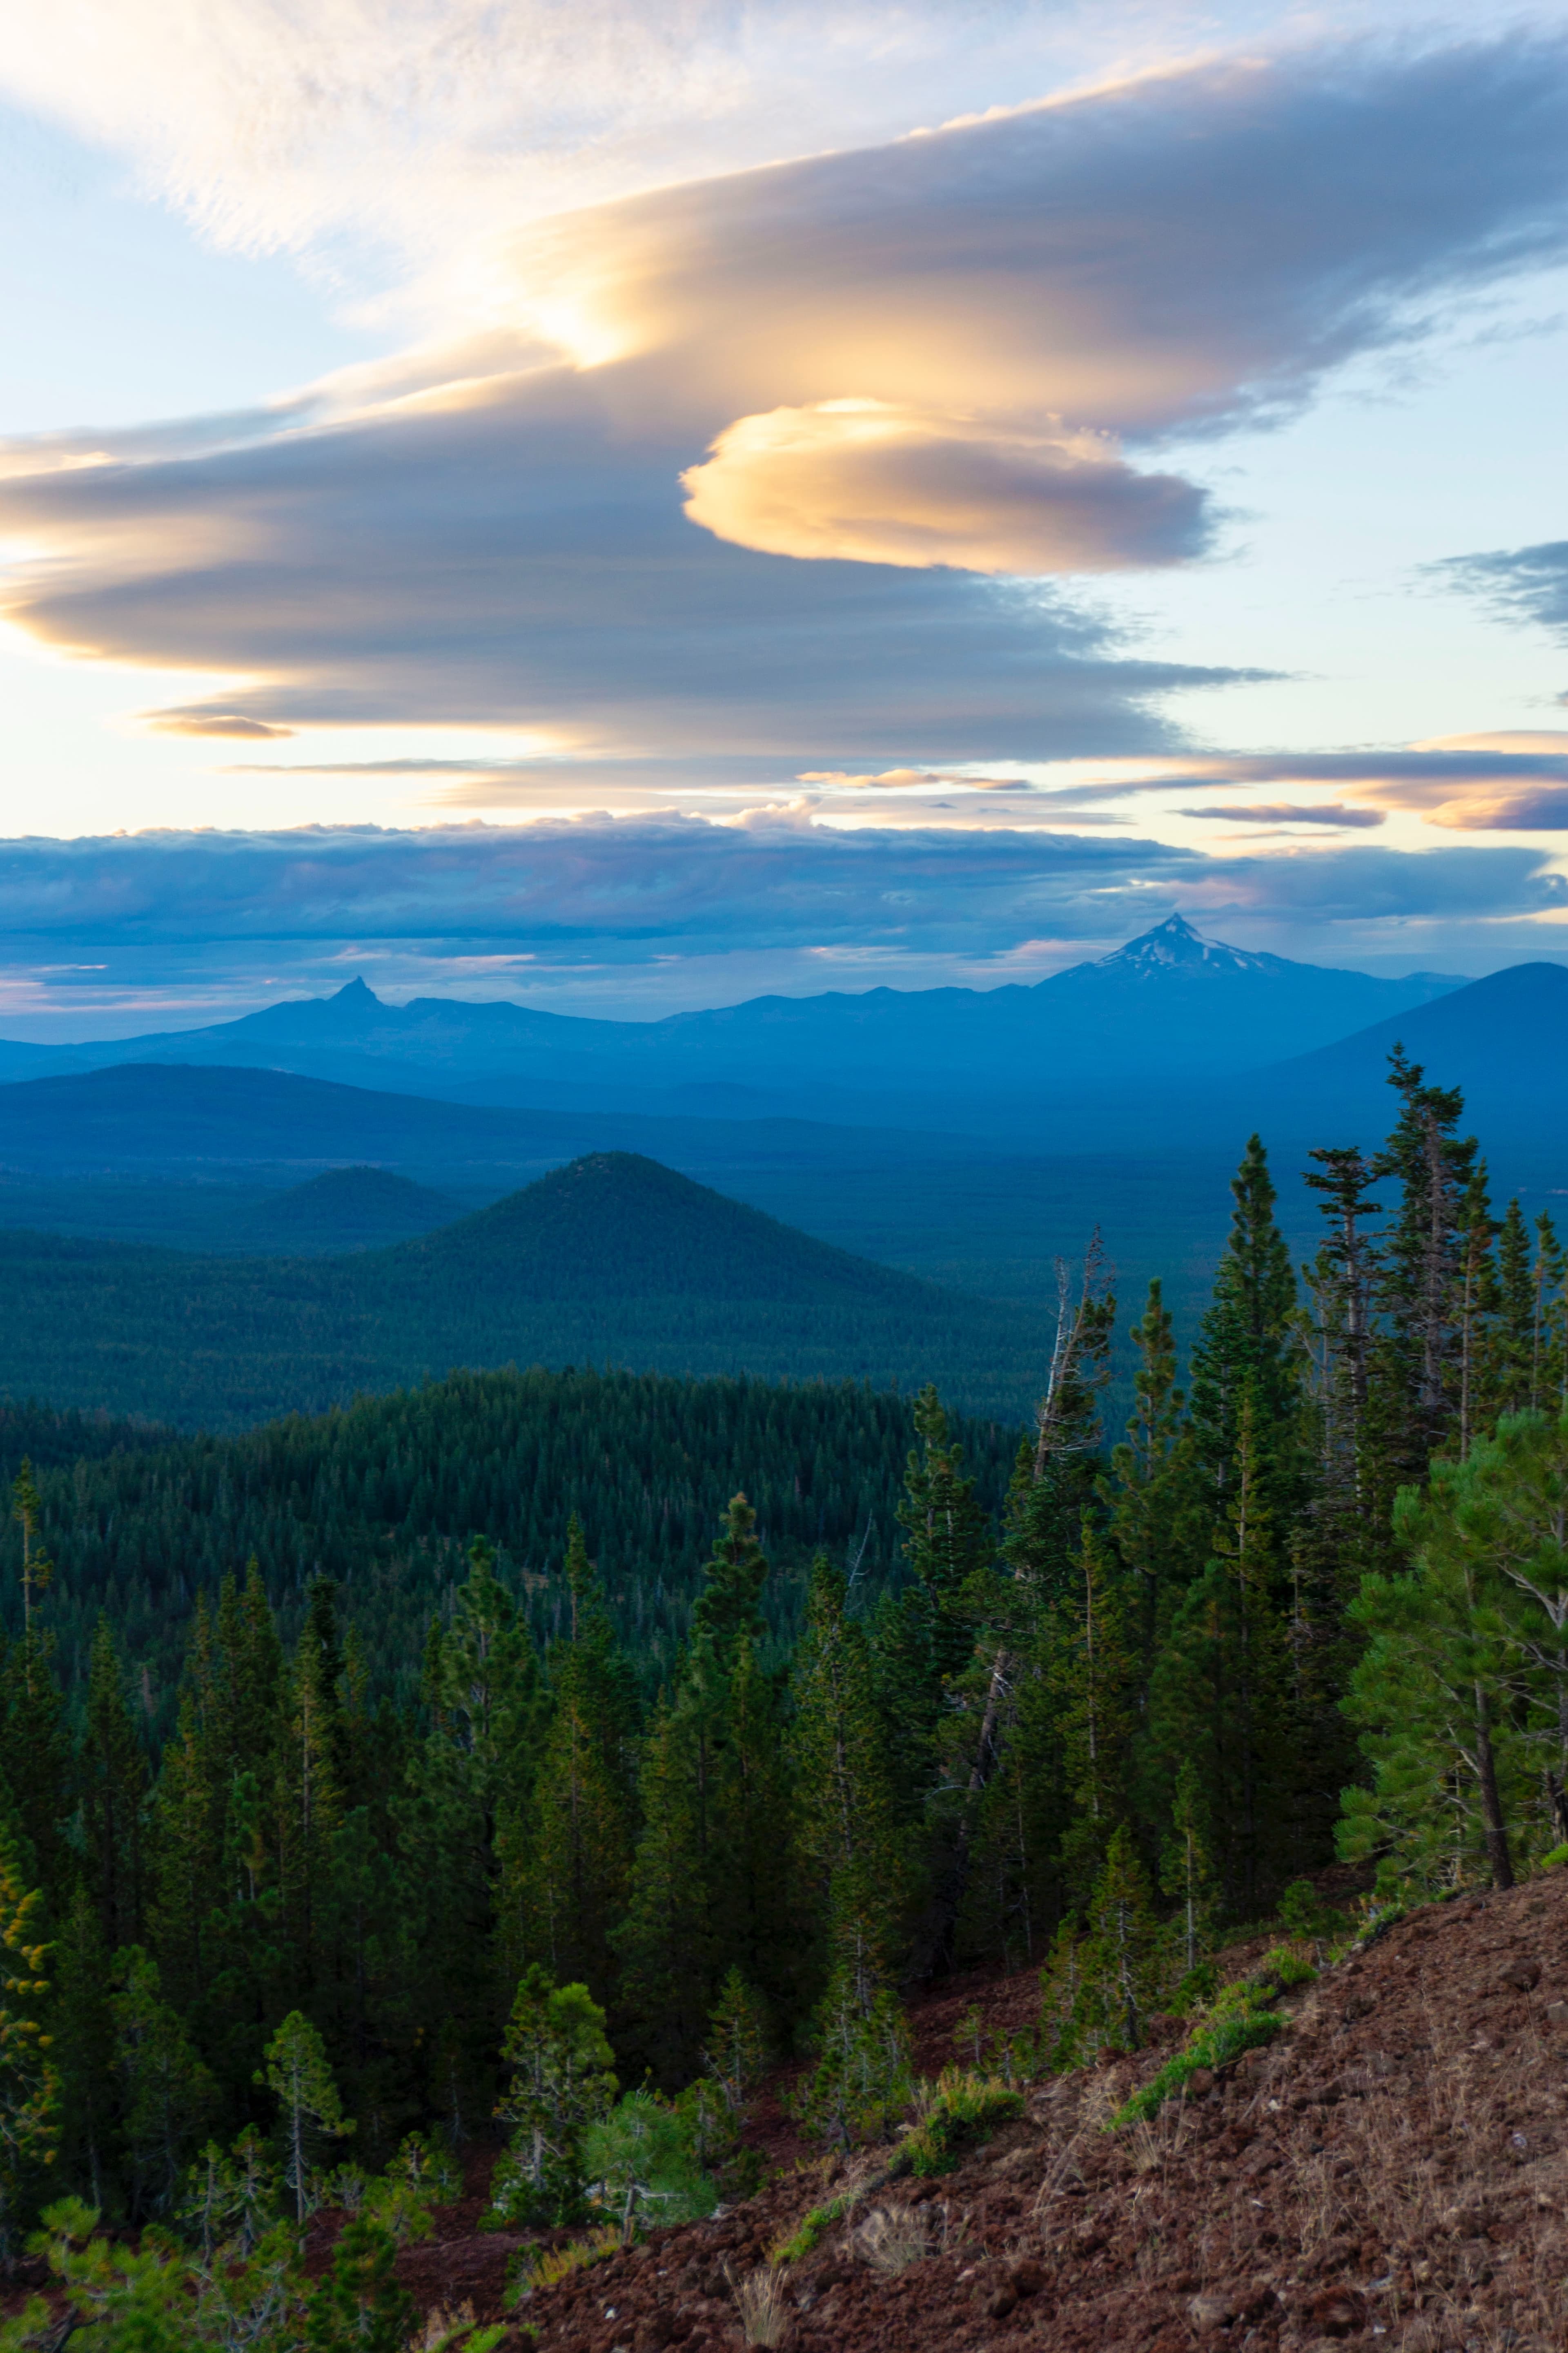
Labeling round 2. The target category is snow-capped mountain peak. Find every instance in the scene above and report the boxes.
[1095,913,1285,979]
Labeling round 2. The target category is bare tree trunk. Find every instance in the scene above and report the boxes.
[1473,1682,1515,1890]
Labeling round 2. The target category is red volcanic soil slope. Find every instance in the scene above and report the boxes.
[386,1875,1568,2353]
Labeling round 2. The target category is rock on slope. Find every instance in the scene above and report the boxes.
[379,1875,1568,2352]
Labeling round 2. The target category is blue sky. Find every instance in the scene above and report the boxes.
[2,1,1568,1034]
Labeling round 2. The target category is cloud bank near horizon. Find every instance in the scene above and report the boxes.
[0,814,1563,1033]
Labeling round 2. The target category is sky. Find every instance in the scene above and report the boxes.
[2,1,1568,1035]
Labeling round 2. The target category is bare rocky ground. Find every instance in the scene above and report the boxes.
[388,1872,1568,2353]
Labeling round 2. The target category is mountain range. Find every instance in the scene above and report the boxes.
[0,915,1462,1128]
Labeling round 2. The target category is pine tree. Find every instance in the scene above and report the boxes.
[80,1619,147,1954]
[614,1697,709,2081]
[258,2010,354,2223]
[702,1967,771,2118]
[1345,1408,1568,1883]
[1160,1758,1216,1978]
[690,1494,769,1664]
[1078,1826,1163,2054]
[1051,1516,1137,1901]
[1104,1278,1200,1667]
[0,1827,57,2257]
[790,1558,902,2012]
[492,1965,616,2225]
[1189,1135,1301,1517]
[512,1518,634,1999]
[884,1387,993,1782]
[113,1948,219,2220]
[51,1883,114,2213]
[404,1534,545,2095]
[1148,1393,1287,1917]
[305,2216,413,2353]
[1370,1048,1480,1471]
[1496,1197,1536,1418]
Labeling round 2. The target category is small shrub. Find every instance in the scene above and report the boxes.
[1538,1842,1568,1872]
[852,2205,928,2277]
[1170,1960,1219,2014]
[730,2265,793,2347]
[510,2226,619,2301]
[1111,2009,1283,2128]
[1278,1878,1325,1938]
[768,2192,853,2266]
[896,2070,1023,2178]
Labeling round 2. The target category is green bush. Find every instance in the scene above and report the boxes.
[768,2191,853,2266]
[1112,2010,1284,2128]
[896,2070,1024,2179]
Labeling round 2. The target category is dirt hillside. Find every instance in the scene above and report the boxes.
[397,1874,1568,2353]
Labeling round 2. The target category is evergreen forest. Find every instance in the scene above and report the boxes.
[0,1046,1566,2345]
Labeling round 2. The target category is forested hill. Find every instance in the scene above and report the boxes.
[0,1365,1021,1733]
[0,1152,1042,1427]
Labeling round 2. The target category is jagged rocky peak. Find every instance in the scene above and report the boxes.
[1096,912,1280,977]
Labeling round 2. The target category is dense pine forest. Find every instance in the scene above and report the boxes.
[0,1047,1566,2346]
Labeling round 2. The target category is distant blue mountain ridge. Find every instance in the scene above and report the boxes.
[0,915,1466,1129]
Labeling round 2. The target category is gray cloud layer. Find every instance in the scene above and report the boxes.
[1439,540,1568,643]
[0,818,1561,1019]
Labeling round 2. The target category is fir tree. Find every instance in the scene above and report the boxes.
[513,1518,634,1999]
[0,1828,56,2257]
[258,2010,353,2223]
[1188,1135,1300,1516]
[492,1965,616,2224]
[789,1558,902,2011]
[113,1949,219,2220]
[80,1619,147,1954]
[1371,1049,1480,1470]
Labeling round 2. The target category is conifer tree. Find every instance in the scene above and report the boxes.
[405,1534,545,2087]
[702,1967,771,2118]
[80,1619,147,1954]
[515,1518,634,1998]
[114,1949,219,2219]
[1051,1516,1137,1900]
[51,1884,113,2213]
[1496,1197,1536,1418]
[614,1697,708,2081]
[1189,1135,1300,1516]
[790,1558,902,2010]
[258,2010,353,2223]
[0,1828,56,2257]
[1078,1825,1163,2053]
[1160,1757,1216,1978]
[1104,1279,1199,1667]
[1371,1049,1480,1471]
[883,1387,994,1781]
[492,1965,616,2224]
[305,2215,412,2353]
[1148,1392,1287,1915]
[0,1472,71,1912]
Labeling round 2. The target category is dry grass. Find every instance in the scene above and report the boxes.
[729,2265,794,2347]
[411,2301,477,2352]
[852,2204,930,2276]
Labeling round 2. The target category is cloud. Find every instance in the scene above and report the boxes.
[147,709,297,739]
[0,38,1566,770]
[0,369,1232,761]
[680,401,1209,573]
[1433,541,1568,641]
[795,768,1033,791]
[1178,802,1385,827]
[521,39,1568,433]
